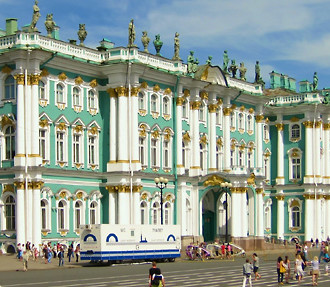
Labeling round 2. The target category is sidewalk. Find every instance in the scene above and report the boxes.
[0,254,83,272]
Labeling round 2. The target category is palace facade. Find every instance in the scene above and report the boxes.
[0,15,329,252]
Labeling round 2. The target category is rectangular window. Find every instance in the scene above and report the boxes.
[56,132,64,162]
[73,134,80,163]
[164,141,169,168]
[39,130,46,160]
[88,136,95,165]
[292,158,301,179]
[75,209,80,230]
[151,139,157,167]
[139,138,145,166]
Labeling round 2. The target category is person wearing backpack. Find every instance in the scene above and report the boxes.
[149,261,165,287]
[242,258,253,287]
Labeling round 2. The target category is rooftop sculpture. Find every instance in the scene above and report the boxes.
[128,19,137,48]
[29,0,40,32]
[172,32,181,61]
[141,31,150,53]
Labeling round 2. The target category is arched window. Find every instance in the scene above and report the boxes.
[292,206,300,228]
[151,138,159,168]
[182,141,190,170]
[182,100,188,119]
[5,195,15,230]
[56,84,64,103]
[264,206,271,230]
[41,199,49,230]
[4,126,15,160]
[73,132,82,164]
[138,92,145,110]
[56,130,65,162]
[4,75,16,100]
[200,144,206,171]
[90,202,97,224]
[238,113,244,130]
[163,97,170,115]
[74,201,82,230]
[247,114,253,132]
[288,148,301,180]
[150,94,157,113]
[88,135,96,165]
[140,201,148,225]
[263,124,270,141]
[58,200,66,230]
[139,137,147,167]
[39,81,46,100]
[164,202,171,225]
[291,124,301,141]
[73,87,80,106]
[152,202,160,225]
[288,199,301,230]
[88,90,97,109]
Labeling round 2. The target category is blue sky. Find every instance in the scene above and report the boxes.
[1,0,330,90]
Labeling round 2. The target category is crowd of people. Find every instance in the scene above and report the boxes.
[16,241,81,271]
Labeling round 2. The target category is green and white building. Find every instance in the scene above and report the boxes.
[0,15,329,253]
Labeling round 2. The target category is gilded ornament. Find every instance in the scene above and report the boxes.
[208,104,218,113]
[201,66,209,81]
[190,101,201,110]
[230,144,236,151]
[216,138,223,146]
[32,181,44,190]
[31,74,41,85]
[275,123,284,131]
[264,151,271,157]
[323,123,330,130]
[76,192,83,199]
[290,117,300,122]
[247,173,256,185]
[164,88,172,95]
[107,88,117,97]
[303,193,314,200]
[133,185,143,193]
[141,193,148,200]
[176,97,185,106]
[3,184,14,193]
[315,121,322,128]
[74,125,84,133]
[131,87,140,97]
[40,68,49,77]
[203,175,225,187]
[1,115,14,128]
[231,104,237,110]
[183,132,191,142]
[255,115,264,123]
[200,91,208,100]
[239,144,245,150]
[164,128,171,141]
[14,74,25,85]
[183,89,190,97]
[249,108,254,114]
[89,126,99,135]
[303,121,313,128]
[75,163,82,169]
[223,107,232,116]
[152,130,160,139]
[200,135,208,145]
[217,98,223,105]
[275,195,285,200]
[57,122,67,131]
[58,72,67,81]
[1,65,12,74]
[153,84,161,92]
[239,105,245,112]
[89,79,98,88]
[255,188,264,194]
[323,195,330,200]
[115,86,127,97]
[139,125,147,138]
[60,191,66,198]
[75,76,84,85]
[140,82,148,89]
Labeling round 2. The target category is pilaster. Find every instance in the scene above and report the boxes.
[276,192,284,240]
[275,123,285,185]
[223,107,231,172]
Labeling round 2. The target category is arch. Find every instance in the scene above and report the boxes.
[84,234,97,242]
[167,234,176,241]
[106,233,118,242]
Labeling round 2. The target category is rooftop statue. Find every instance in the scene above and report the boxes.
[228,59,238,78]
[192,58,199,73]
[141,31,150,53]
[187,51,195,74]
[153,34,163,56]
[77,24,87,46]
[222,50,229,73]
[239,62,247,81]
[172,32,181,61]
[29,0,40,32]
[313,72,318,91]
[254,60,260,83]
[128,19,137,48]
[206,56,212,65]
[44,14,55,38]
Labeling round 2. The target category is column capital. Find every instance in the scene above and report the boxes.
[14,74,25,85]
[223,107,232,116]
[14,181,25,190]
[275,123,284,131]
[255,115,264,123]
[30,74,41,85]
[275,194,285,200]
[190,101,201,110]
[115,86,128,97]
[131,86,140,97]
[303,193,315,199]
[176,97,185,106]
[256,188,264,194]
[32,181,44,190]
[303,121,313,128]
[323,123,330,130]
[314,121,322,128]
[107,88,117,97]
[208,103,218,113]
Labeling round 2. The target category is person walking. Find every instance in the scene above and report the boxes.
[277,256,286,285]
[242,258,253,287]
[22,250,30,271]
[311,256,320,286]
[284,255,291,283]
[294,254,305,285]
[58,246,64,267]
[252,253,261,280]
[322,250,329,275]
[149,261,165,287]
[67,244,73,262]
[75,244,80,262]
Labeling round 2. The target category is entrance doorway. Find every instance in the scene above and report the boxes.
[202,191,216,242]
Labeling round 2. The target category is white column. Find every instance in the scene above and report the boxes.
[30,75,40,158]
[116,87,128,163]
[118,187,130,224]
[133,187,141,225]
[324,124,330,183]
[130,87,140,169]
[189,92,200,177]
[25,79,32,156]
[276,194,284,240]
[26,184,33,243]
[32,182,41,247]
[15,184,26,245]
[176,96,184,173]
[255,115,264,171]
[276,123,284,185]
[255,188,264,237]
[14,74,25,157]
[315,193,322,240]
[177,183,187,235]
[223,107,231,171]
[325,194,330,239]
[108,89,117,165]
[108,190,117,225]
[230,189,241,238]
[192,185,200,236]
[304,192,314,241]
[240,189,247,237]
[208,100,217,171]
[304,121,314,183]
[314,121,321,181]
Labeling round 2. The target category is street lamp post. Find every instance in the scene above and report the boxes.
[154,177,168,225]
[220,182,232,243]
